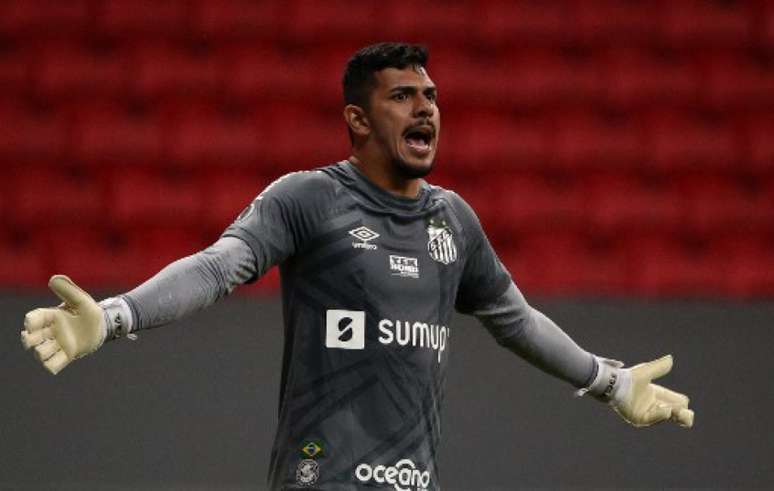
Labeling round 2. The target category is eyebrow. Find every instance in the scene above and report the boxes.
[389,85,438,95]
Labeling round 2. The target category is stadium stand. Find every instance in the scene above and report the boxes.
[0,0,771,297]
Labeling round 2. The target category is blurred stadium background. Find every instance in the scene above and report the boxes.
[1,0,773,489]
[2,0,774,296]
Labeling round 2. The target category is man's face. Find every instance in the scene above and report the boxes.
[366,66,440,179]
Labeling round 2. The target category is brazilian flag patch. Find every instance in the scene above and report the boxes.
[300,440,325,459]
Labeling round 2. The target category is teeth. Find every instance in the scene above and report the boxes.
[406,133,430,144]
[406,137,430,150]
[404,126,433,153]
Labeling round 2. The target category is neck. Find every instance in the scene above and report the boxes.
[348,152,422,199]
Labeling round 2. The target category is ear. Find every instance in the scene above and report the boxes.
[343,104,371,138]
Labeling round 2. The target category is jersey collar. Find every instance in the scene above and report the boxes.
[337,160,434,214]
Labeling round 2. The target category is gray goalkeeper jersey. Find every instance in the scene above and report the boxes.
[120,159,595,490]
[222,161,512,490]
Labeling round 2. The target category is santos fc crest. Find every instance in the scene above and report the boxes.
[427,219,458,265]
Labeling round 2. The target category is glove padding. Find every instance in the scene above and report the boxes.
[610,355,694,428]
[21,275,106,374]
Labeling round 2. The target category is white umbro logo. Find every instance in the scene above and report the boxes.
[349,226,379,250]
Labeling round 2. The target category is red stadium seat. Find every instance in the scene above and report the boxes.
[192,0,285,39]
[125,225,211,271]
[287,0,384,42]
[72,103,164,164]
[167,106,264,166]
[550,111,646,170]
[702,51,774,110]
[679,175,774,234]
[43,226,131,288]
[109,167,203,226]
[95,0,189,36]
[720,236,774,297]
[258,105,349,169]
[763,3,774,47]
[746,115,774,171]
[583,174,683,235]
[222,46,325,104]
[11,165,104,226]
[498,50,604,108]
[0,46,30,90]
[311,48,358,110]
[0,104,68,161]
[644,111,740,171]
[475,0,574,45]
[449,180,501,233]
[479,175,586,236]
[502,231,629,296]
[432,49,603,109]
[382,0,473,43]
[200,170,270,230]
[0,0,772,298]
[0,0,90,36]
[0,234,48,289]
[32,43,129,99]
[45,225,208,288]
[575,0,660,44]
[661,0,753,47]
[441,112,549,173]
[427,50,500,108]
[627,235,727,297]
[0,168,10,224]
[130,43,224,100]
[603,48,700,108]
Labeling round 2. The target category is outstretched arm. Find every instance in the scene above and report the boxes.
[472,282,694,428]
[448,190,694,429]
[21,171,336,374]
[112,236,257,335]
[21,236,257,374]
[470,282,597,389]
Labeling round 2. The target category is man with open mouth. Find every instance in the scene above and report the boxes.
[21,42,694,491]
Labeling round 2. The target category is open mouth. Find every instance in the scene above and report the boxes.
[403,125,435,154]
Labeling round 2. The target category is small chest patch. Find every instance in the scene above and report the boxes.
[295,459,320,486]
[389,255,420,279]
[427,221,457,265]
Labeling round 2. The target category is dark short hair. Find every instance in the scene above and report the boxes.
[342,42,429,109]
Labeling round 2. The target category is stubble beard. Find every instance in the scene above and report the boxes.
[392,155,434,179]
[371,121,435,179]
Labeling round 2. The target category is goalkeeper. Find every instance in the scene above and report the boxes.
[21,43,692,491]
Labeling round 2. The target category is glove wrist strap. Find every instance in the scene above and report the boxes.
[99,297,137,341]
[576,356,625,402]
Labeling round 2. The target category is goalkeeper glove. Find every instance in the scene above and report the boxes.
[21,275,133,374]
[581,354,694,428]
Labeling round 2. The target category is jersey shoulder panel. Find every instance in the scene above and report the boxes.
[220,166,344,279]
[429,185,513,314]
[257,168,341,210]
[428,185,485,250]
[249,167,347,238]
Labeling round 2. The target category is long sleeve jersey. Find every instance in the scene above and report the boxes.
[115,161,597,491]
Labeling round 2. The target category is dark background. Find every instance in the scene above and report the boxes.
[3,293,772,490]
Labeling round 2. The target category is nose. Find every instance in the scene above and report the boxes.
[413,94,434,119]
